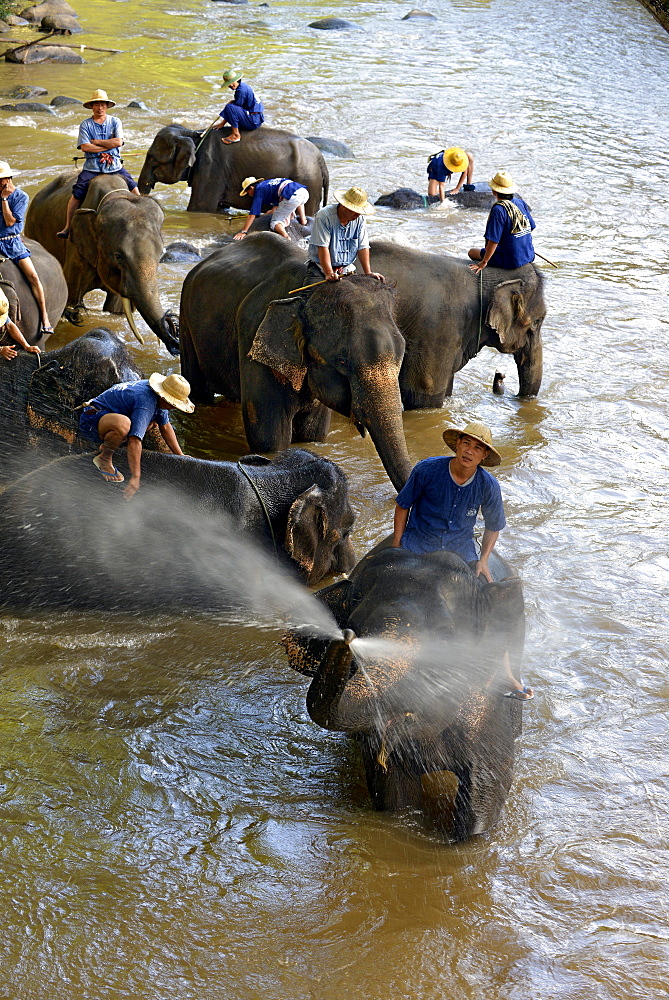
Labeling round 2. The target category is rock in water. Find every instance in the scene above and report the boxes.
[126,100,149,110]
[402,9,437,19]
[305,136,355,158]
[19,0,77,21]
[0,101,57,112]
[5,44,85,63]
[50,94,83,106]
[0,84,48,98]
[308,16,360,29]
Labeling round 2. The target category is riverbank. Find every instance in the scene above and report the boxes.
[638,0,669,31]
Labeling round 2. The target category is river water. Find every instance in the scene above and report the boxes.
[2,0,669,997]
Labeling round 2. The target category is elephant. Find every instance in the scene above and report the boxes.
[25,172,180,356]
[179,233,413,492]
[375,183,495,211]
[137,124,329,217]
[283,545,526,840]
[0,237,67,346]
[357,240,547,402]
[0,327,167,483]
[0,447,356,609]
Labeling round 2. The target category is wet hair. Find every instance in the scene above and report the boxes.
[497,191,514,200]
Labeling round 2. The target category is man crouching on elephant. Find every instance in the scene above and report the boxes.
[392,420,533,700]
[79,373,193,500]
[307,186,385,283]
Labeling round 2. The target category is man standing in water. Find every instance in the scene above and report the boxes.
[78,373,194,500]
[306,186,385,282]
[212,69,265,145]
[468,170,535,274]
[393,420,533,699]
[427,145,474,201]
[57,89,140,240]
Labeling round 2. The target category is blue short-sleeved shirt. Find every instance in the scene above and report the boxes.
[308,204,370,268]
[229,81,264,116]
[427,152,452,183]
[77,115,124,173]
[89,380,169,440]
[0,187,29,238]
[396,456,506,562]
[484,195,536,269]
[249,178,307,216]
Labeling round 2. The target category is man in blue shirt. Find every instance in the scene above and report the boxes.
[57,89,140,239]
[393,420,532,699]
[212,69,265,145]
[0,161,54,334]
[79,372,194,500]
[427,146,474,202]
[468,170,535,273]
[307,187,384,282]
[233,176,309,240]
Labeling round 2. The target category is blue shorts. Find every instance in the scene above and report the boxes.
[427,161,452,183]
[78,406,104,442]
[0,235,31,261]
[72,167,137,201]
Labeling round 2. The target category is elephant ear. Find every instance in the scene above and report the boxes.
[285,484,328,577]
[69,208,99,270]
[486,279,529,350]
[248,297,308,392]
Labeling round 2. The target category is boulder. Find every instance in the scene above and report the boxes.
[0,101,57,113]
[374,183,495,211]
[305,135,354,158]
[126,100,148,110]
[210,0,248,4]
[308,16,360,29]
[19,0,76,21]
[0,84,48,98]
[6,14,31,24]
[402,9,437,19]
[39,13,82,32]
[160,241,202,263]
[50,94,83,106]
[0,19,11,31]
[5,44,85,62]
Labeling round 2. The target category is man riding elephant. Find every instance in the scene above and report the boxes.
[469,170,536,274]
[212,69,265,145]
[307,186,384,283]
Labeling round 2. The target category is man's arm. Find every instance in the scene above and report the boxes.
[159,421,184,455]
[470,238,499,274]
[393,504,409,547]
[317,244,338,281]
[357,247,385,282]
[475,528,499,582]
[80,138,123,151]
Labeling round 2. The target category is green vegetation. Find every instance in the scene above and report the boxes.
[0,0,19,21]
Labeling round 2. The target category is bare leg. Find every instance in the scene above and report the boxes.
[468,248,483,261]
[222,127,241,144]
[427,178,446,202]
[57,195,80,237]
[272,222,290,239]
[297,205,307,226]
[502,650,533,698]
[95,412,131,476]
[17,257,51,330]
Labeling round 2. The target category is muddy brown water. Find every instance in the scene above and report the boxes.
[2,0,669,997]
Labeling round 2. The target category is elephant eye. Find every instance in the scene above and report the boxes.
[336,357,351,370]
[113,251,124,264]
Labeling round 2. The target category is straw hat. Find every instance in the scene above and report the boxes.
[442,421,501,467]
[83,89,116,109]
[443,147,469,172]
[222,69,243,87]
[0,161,15,180]
[489,170,515,195]
[0,289,9,328]
[148,372,195,413]
[239,176,264,196]
[334,186,375,216]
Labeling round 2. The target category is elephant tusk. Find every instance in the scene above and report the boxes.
[121,297,145,345]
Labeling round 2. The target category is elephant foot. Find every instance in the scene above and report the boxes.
[64,304,85,326]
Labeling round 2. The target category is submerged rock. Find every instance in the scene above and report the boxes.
[402,9,437,19]
[308,16,360,29]
[50,94,82,106]
[5,44,85,63]
[126,100,149,110]
[305,136,354,158]
[0,101,57,113]
[375,183,495,210]
[0,84,48,98]
[5,14,31,24]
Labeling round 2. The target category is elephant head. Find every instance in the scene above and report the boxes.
[484,270,546,396]
[249,277,413,491]
[284,483,355,585]
[283,547,526,838]
[138,124,199,194]
[69,193,179,356]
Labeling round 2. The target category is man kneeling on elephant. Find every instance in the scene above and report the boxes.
[307,187,385,283]
[79,373,194,500]
[392,420,533,700]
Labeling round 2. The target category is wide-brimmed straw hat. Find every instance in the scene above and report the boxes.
[222,69,243,86]
[489,170,515,195]
[0,161,15,180]
[442,421,501,467]
[239,176,263,196]
[149,372,195,413]
[443,147,469,172]
[0,289,9,328]
[334,186,375,216]
[83,89,116,109]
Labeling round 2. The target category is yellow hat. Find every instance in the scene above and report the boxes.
[83,89,116,109]
[442,421,501,467]
[239,176,264,196]
[148,372,195,413]
[0,161,15,180]
[333,186,375,216]
[489,170,515,195]
[443,147,469,172]
[0,289,9,327]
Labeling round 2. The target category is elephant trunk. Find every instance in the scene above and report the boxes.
[307,629,359,730]
[137,159,155,195]
[515,325,543,397]
[122,280,180,357]
[352,369,413,491]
